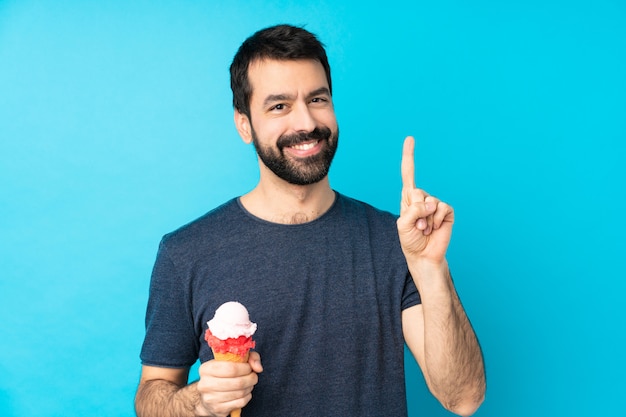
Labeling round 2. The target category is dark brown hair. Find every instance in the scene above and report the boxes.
[230,24,332,118]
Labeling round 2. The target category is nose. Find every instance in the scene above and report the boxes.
[290,102,316,133]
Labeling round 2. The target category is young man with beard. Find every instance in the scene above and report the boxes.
[135,25,485,417]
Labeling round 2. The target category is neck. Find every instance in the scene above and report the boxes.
[240,175,335,225]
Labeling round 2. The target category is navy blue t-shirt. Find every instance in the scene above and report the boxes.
[140,192,421,416]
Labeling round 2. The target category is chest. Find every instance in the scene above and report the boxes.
[190,221,407,362]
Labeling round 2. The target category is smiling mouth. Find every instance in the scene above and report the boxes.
[290,140,319,151]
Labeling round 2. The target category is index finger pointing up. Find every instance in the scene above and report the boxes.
[401,136,416,190]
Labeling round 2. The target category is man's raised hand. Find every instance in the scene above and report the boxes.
[397,136,454,265]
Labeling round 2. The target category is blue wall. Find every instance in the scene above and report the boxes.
[1,1,624,416]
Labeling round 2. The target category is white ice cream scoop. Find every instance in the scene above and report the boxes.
[207,301,257,339]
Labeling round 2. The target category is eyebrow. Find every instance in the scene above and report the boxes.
[306,87,331,100]
[262,87,331,108]
[263,93,294,107]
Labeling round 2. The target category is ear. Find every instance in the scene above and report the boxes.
[234,110,253,144]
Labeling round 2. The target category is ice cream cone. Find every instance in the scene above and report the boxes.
[212,350,250,363]
[206,302,257,417]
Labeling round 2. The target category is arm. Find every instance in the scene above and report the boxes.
[402,270,485,416]
[135,353,263,417]
[397,136,485,416]
[135,366,199,417]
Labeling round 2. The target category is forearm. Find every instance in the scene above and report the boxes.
[411,261,486,415]
[135,379,205,417]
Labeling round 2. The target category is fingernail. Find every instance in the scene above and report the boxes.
[425,202,434,211]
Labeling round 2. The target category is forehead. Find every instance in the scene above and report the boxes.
[247,59,329,103]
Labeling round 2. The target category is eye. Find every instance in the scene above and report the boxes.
[270,103,285,111]
[311,97,327,103]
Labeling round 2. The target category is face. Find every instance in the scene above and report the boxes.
[237,59,339,186]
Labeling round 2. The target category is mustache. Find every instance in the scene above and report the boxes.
[276,126,332,150]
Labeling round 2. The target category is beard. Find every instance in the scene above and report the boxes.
[251,125,339,186]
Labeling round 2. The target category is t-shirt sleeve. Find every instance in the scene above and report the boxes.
[401,271,421,310]
[139,239,199,368]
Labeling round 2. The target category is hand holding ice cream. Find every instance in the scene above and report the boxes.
[198,302,259,417]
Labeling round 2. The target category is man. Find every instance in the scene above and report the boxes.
[135,24,485,417]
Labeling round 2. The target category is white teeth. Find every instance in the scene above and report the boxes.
[292,141,318,151]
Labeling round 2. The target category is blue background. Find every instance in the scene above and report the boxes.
[1,1,624,416]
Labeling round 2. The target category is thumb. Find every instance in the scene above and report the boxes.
[248,351,263,373]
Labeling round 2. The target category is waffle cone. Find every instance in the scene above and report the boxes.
[211,350,249,363]
[210,348,250,417]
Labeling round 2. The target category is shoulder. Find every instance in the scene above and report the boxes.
[331,193,402,245]
[335,193,399,225]
[158,198,242,255]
